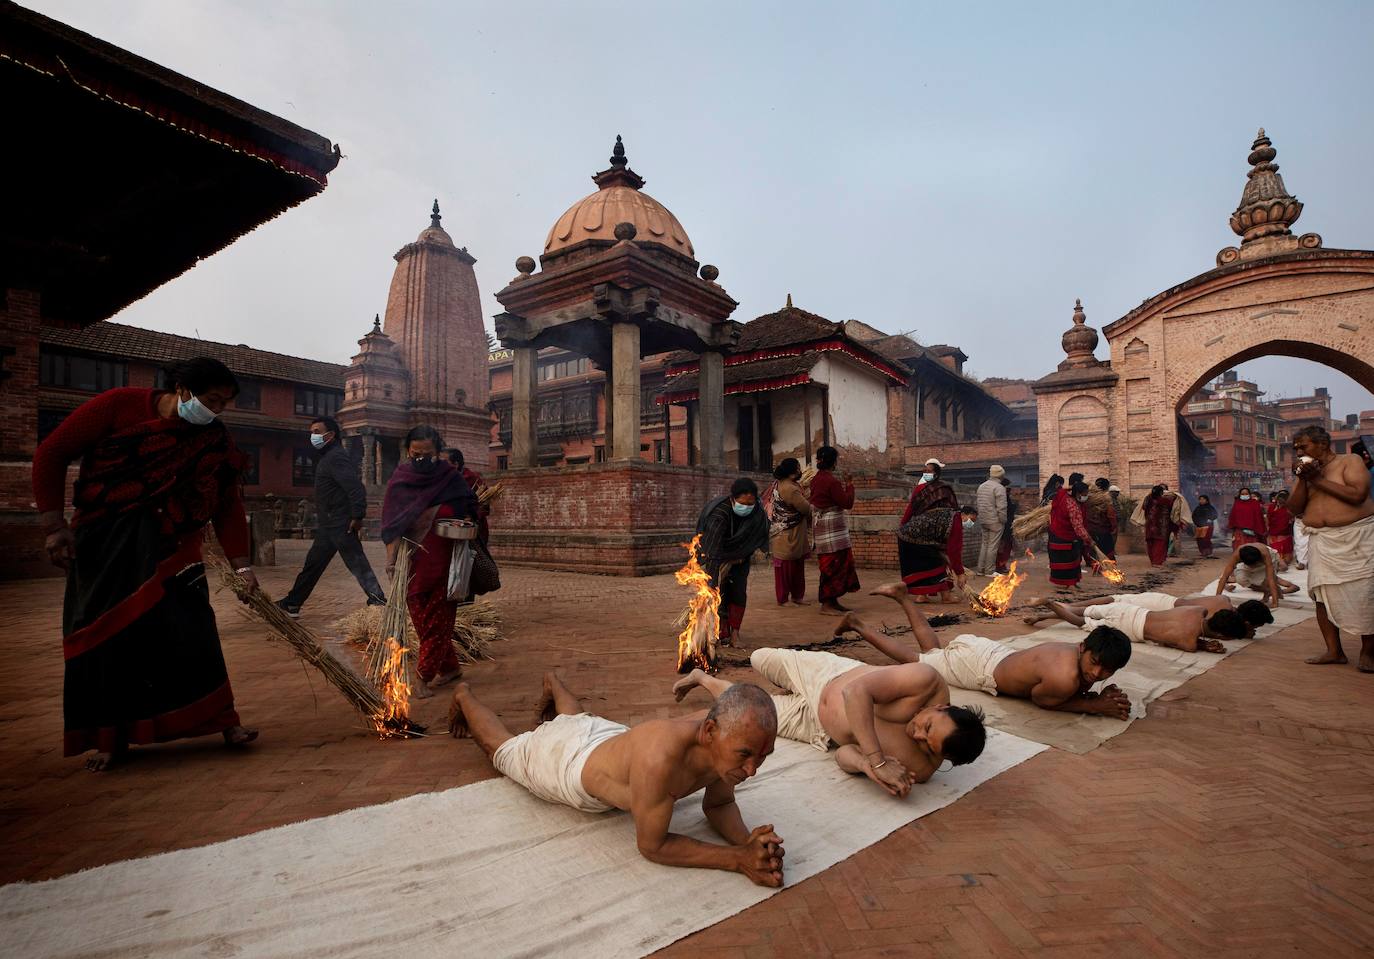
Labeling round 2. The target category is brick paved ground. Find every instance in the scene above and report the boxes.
[2,542,1372,957]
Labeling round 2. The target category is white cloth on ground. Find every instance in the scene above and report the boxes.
[1110,591,1176,612]
[1234,544,1281,588]
[750,647,862,750]
[919,634,1012,695]
[1306,513,1374,634]
[492,712,627,813]
[1084,602,1149,643]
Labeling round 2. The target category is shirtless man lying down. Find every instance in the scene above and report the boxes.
[860,584,1134,720]
[1024,593,1275,644]
[673,633,987,799]
[1022,597,1247,653]
[449,673,786,887]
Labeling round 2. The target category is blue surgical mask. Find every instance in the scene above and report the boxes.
[1239,494,1250,501]
[310,433,328,450]
[177,394,217,426]
[962,519,975,531]
[732,501,754,517]
[920,472,935,484]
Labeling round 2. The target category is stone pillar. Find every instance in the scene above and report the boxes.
[361,434,377,487]
[512,346,539,467]
[699,349,725,467]
[602,359,615,459]
[612,322,641,461]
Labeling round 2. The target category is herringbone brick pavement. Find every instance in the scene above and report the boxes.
[1,544,1371,958]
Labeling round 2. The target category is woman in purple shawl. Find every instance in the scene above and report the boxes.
[381,425,477,694]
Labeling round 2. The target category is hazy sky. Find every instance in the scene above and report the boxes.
[29,0,1374,418]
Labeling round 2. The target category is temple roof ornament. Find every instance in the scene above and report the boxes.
[1058,298,1102,370]
[430,198,442,229]
[1217,128,1321,266]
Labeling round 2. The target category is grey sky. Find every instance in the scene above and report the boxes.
[30,0,1374,419]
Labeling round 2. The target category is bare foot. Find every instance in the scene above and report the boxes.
[85,752,115,772]
[1359,649,1374,674]
[834,612,866,637]
[448,684,470,738]
[673,669,703,703]
[1197,638,1226,654]
[413,677,436,699]
[222,726,258,747]
[1023,614,1051,626]
[1305,653,1348,665]
[1025,596,1052,609]
[790,599,811,606]
[869,583,908,601]
[536,674,558,722]
[430,668,462,690]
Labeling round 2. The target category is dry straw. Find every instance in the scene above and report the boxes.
[337,598,502,665]
[1011,503,1052,541]
[477,482,505,507]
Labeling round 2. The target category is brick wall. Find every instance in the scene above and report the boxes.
[1,290,45,578]
[902,436,1038,469]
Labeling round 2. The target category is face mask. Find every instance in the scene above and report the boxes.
[310,433,328,450]
[732,501,754,517]
[920,472,935,484]
[177,394,217,426]
[962,519,975,531]
[1078,495,1089,503]
[411,456,437,473]
[1239,494,1250,501]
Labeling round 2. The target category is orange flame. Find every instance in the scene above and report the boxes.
[373,636,412,737]
[972,561,1028,616]
[1094,557,1126,585]
[675,534,720,673]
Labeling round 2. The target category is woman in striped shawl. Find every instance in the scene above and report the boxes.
[808,446,860,614]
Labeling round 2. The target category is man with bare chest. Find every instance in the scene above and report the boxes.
[1287,426,1374,671]
[1023,594,1251,653]
[674,619,987,798]
[449,673,786,886]
[861,584,1134,719]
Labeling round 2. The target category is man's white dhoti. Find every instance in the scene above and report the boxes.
[1294,519,1310,567]
[1306,513,1374,635]
[750,648,862,751]
[1109,591,1176,612]
[492,713,627,813]
[918,634,1012,695]
[1084,602,1149,643]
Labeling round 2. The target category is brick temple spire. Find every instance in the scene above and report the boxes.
[1230,128,1303,244]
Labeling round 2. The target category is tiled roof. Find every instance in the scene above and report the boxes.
[39,321,347,390]
[661,355,820,396]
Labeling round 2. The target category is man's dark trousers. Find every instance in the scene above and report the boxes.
[282,525,385,608]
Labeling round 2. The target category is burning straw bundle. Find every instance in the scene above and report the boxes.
[213,560,421,736]
[365,540,416,687]
[336,599,502,665]
[1011,503,1052,541]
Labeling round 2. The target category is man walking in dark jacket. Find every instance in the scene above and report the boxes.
[277,417,385,617]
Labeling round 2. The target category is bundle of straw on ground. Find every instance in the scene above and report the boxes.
[477,482,505,507]
[337,599,503,665]
[212,560,422,737]
[1011,503,1052,541]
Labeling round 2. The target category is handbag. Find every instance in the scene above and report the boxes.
[897,507,955,546]
[438,519,479,602]
[470,540,501,595]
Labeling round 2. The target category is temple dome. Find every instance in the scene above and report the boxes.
[543,136,694,257]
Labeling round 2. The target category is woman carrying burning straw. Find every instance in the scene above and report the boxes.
[766,458,812,605]
[1047,479,1094,589]
[809,446,860,614]
[382,426,478,696]
[898,457,966,603]
[33,357,258,772]
[695,478,769,645]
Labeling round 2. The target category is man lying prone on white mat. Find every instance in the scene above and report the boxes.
[449,673,786,887]
[673,636,988,799]
[1021,592,1273,653]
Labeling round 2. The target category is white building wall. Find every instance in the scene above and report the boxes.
[811,355,889,453]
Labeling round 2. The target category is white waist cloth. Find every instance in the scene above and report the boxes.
[750,648,862,751]
[1110,591,1176,612]
[1235,545,1280,588]
[1084,602,1149,643]
[492,713,627,814]
[919,634,1011,696]
[1306,513,1374,634]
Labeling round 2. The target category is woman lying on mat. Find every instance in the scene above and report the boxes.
[449,673,787,887]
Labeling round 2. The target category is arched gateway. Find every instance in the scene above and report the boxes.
[1035,130,1374,495]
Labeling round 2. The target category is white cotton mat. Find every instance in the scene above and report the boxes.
[0,730,1045,959]
[1200,564,1315,607]
[945,585,1314,754]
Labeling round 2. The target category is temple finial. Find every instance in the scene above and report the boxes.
[610,134,627,168]
[1073,298,1084,323]
[430,199,442,228]
[786,293,793,308]
[372,313,381,333]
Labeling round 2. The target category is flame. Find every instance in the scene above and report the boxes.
[972,561,1028,616]
[1094,557,1126,585]
[373,636,412,737]
[675,534,720,674]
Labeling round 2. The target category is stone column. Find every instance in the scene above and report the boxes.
[699,349,725,467]
[361,433,377,487]
[602,359,615,460]
[512,346,539,467]
[612,322,641,461]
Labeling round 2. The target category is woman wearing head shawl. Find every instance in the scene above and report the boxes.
[898,457,965,603]
[1134,484,1173,567]
[1227,486,1267,547]
[808,446,860,613]
[381,425,477,694]
[1048,479,1094,586]
[1267,490,1295,563]
[695,477,769,645]
[767,457,812,605]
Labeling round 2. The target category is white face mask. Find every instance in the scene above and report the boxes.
[177,393,217,426]
[1239,494,1250,501]
[920,472,935,484]
[310,433,329,450]
[962,519,975,530]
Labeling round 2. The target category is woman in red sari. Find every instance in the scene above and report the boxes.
[1048,479,1094,586]
[33,358,258,772]
[898,457,966,603]
[1226,486,1267,547]
[1135,485,1174,567]
[809,446,860,613]
[1266,490,1295,563]
[382,426,477,697]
